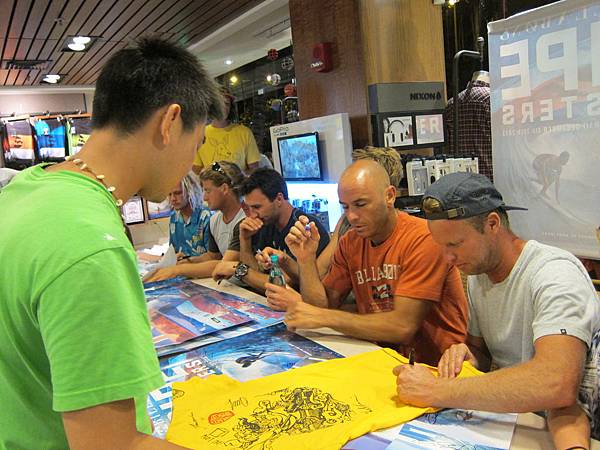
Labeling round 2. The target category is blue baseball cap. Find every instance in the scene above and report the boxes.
[422,172,527,220]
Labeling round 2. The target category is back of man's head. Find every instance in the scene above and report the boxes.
[92,38,224,135]
[240,168,288,201]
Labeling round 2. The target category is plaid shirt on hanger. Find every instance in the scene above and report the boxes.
[444,80,493,181]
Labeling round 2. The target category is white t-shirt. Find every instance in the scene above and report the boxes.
[467,239,599,369]
[208,208,246,256]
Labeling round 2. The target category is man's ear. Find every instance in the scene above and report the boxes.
[486,212,501,234]
[385,185,396,207]
[159,104,183,147]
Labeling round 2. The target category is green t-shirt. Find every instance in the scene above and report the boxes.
[0,165,164,449]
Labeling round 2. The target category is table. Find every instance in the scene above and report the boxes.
[192,278,599,450]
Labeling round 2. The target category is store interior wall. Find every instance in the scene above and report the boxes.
[289,0,369,149]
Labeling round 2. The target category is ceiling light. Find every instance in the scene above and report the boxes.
[72,36,91,45]
[62,35,97,52]
[42,74,61,84]
[225,59,233,65]
[229,75,238,85]
[448,0,458,5]
[68,42,86,51]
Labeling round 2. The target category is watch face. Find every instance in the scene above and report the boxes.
[235,263,249,279]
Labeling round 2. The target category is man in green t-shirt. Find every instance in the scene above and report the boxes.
[0,38,223,450]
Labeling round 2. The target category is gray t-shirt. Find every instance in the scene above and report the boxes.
[208,208,246,256]
[467,239,599,369]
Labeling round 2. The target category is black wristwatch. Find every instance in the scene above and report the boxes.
[234,263,249,280]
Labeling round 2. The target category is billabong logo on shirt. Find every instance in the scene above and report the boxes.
[355,264,400,285]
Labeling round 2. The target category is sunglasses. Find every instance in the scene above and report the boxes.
[211,162,231,184]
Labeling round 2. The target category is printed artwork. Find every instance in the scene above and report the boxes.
[166,350,483,449]
[488,0,600,258]
[148,323,342,439]
[150,281,284,357]
[144,279,253,348]
[383,409,517,450]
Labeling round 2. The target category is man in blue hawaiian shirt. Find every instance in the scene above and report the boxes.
[168,171,211,258]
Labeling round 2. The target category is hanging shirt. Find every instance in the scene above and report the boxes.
[169,207,211,257]
[34,118,67,159]
[166,348,481,450]
[444,80,492,180]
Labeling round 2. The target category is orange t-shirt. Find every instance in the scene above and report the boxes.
[323,212,468,365]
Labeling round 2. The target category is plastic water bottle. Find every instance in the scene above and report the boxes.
[268,255,286,286]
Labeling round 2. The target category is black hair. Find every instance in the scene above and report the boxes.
[240,168,288,201]
[92,37,224,134]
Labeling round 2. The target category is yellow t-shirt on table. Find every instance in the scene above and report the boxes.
[166,348,481,450]
[193,123,260,171]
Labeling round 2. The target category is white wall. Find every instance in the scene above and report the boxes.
[0,85,95,115]
[269,112,353,183]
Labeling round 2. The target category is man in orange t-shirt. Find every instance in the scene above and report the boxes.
[266,160,468,365]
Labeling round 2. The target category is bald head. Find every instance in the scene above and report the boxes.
[340,160,391,192]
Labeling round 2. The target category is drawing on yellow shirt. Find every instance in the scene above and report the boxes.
[166,349,482,450]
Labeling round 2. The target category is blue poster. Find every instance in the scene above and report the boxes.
[488,1,600,258]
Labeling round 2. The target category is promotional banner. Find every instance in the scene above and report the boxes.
[489,0,600,258]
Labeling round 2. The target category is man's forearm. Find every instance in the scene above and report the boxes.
[241,269,270,293]
[319,309,416,343]
[239,237,259,270]
[432,360,577,413]
[298,260,329,308]
[178,260,220,279]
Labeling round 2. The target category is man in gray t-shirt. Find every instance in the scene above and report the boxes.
[394,172,600,448]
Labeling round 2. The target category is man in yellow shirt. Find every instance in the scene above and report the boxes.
[192,88,260,173]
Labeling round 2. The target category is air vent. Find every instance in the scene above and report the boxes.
[2,60,50,70]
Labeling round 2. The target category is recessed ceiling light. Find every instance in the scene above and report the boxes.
[62,35,96,52]
[42,74,61,84]
[225,59,233,65]
[72,36,91,45]
[68,43,86,51]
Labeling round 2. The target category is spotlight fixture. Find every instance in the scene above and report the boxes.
[225,59,233,65]
[266,74,272,82]
[62,35,96,52]
[229,75,238,85]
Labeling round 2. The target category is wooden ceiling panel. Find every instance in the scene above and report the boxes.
[0,1,15,37]
[6,0,32,39]
[57,0,150,84]
[34,1,82,61]
[2,0,268,86]
[24,0,68,61]
[31,0,104,84]
[5,68,20,85]
[21,0,49,38]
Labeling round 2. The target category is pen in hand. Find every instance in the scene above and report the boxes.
[408,348,415,365]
